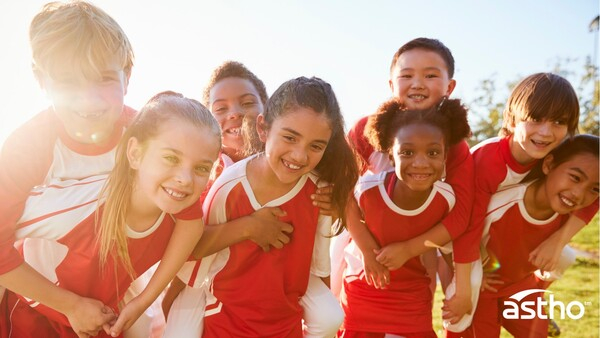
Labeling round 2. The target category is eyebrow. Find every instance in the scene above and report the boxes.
[399,66,443,72]
[570,167,588,179]
[282,127,329,145]
[212,93,258,104]
[163,147,215,165]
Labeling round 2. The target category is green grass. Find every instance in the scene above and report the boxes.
[432,214,599,337]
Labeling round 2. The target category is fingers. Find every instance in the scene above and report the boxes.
[267,207,287,218]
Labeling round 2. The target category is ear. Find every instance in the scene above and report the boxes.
[542,154,554,175]
[256,114,268,143]
[32,65,47,91]
[126,137,143,170]
[123,71,131,96]
[445,79,457,97]
[388,78,394,93]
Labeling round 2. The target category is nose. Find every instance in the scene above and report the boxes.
[71,85,106,112]
[410,76,425,89]
[537,121,553,136]
[175,167,193,186]
[226,104,244,120]
[412,153,429,168]
[290,146,308,164]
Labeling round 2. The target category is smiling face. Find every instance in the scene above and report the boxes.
[39,61,129,144]
[209,77,264,161]
[511,118,569,164]
[258,107,332,186]
[541,152,599,214]
[389,48,456,110]
[391,123,446,192]
[128,118,220,215]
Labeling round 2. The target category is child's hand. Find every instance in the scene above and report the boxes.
[311,185,339,219]
[107,296,147,337]
[481,272,503,293]
[442,293,472,324]
[65,296,116,338]
[362,252,390,289]
[529,236,564,273]
[247,207,293,251]
[374,242,410,270]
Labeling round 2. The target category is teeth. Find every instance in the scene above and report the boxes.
[283,160,301,170]
[411,174,431,181]
[76,111,104,118]
[227,128,241,135]
[164,187,187,199]
[409,95,426,100]
[532,140,550,146]
[560,196,574,207]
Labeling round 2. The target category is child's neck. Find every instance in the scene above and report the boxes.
[509,137,536,165]
[247,154,300,206]
[524,180,555,220]
[391,177,432,210]
[126,193,163,233]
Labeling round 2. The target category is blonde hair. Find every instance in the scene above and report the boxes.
[97,91,221,278]
[30,1,134,80]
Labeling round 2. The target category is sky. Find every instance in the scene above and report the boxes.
[0,0,598,147]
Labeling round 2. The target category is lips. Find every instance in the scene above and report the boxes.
[408,173,433,181]
[408,94,427,101]
[225,127,241,136]
[558,194,575,208]
[531,139,552,148]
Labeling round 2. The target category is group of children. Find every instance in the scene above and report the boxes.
[0,1,597,338]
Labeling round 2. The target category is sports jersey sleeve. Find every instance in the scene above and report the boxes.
[0,112,56,274]
[347,116,373,174]
[310,215,332,277]
[174,197,203,220]
[440,140,474,242]
[573,200,598,223]
[451,143,504,263]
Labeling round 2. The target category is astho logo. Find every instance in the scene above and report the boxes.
[503,289,585,320]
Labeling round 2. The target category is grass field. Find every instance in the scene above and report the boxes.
[432,215,599,337]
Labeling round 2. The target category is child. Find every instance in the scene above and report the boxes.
[471,134,599,337]
[444,73,597,334]
[196,76,358,337]
[163,63,340,338]
[0,92,222,337]
[334,37,475,321]
[0,2,167,336]
[339,98,471,337]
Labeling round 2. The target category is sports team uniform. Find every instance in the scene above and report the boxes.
[339,171,454,337]
[1,174,201,338]
[472,183,570,337]
[347,115,474,261]
[0,107,170,337]
[197,155,332,338]
[455,136,598,265]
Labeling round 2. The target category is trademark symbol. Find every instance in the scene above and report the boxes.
[584,301,592,306]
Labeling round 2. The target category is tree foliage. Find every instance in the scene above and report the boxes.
[468,56,599,145]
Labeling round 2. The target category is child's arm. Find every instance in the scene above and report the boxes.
[0,263,116,337]
[109,218,204,336]
[442,262,473,324]
[530,206,597,272]
[311,184,338,218]
[346,199,390,289]
[192,206,292,258]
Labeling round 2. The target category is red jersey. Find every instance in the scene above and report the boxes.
[480,183,568,298]
[455,136,599,263]
[348,115,474,262]
[13,175,201,331]
[0,107,136,274]
[200,156,330,338]
[341,171,455,334]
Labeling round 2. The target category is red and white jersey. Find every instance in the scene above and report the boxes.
[348,115,474,262]
[480,183,568,298]
[13,174,201,327]
[341,171,454,334]
[0,107,135,275]
[198,155,331,338]
[454,136,598,263]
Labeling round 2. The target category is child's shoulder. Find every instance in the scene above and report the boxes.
[470,136,507,155]
[3,108,59,153]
